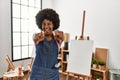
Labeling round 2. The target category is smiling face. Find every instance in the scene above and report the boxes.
[42,19,54,36]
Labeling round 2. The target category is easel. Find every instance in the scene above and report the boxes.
[66,10,92,80]
[75,10,89,40]
[4,55,24,80]
[66,72,92,80]
[6,55,15,71]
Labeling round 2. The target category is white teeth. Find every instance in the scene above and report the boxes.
[45,28,51,31]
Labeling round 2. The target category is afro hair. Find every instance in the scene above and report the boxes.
[35,8,60,31]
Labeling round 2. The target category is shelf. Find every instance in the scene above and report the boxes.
[58,48,69,72]
[62,50,69,53]
[62,61,67,64]
[58,57,62,60]
[91,68,107,73]
[59,70,67,75]
[91,67,109,80]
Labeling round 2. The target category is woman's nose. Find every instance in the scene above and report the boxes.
[43,26,52,31]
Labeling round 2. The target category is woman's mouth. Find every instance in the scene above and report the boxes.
[43,27,52,36]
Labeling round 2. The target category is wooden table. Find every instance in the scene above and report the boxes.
[3,71,24,80]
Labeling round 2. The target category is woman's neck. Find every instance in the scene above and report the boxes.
[45,34,53,41]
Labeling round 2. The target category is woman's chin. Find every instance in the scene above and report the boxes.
[45,33,51,36]
[45,30,52,34]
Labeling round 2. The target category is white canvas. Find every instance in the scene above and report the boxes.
[67,40,93,75]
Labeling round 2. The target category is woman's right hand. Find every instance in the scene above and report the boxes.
[33,31,44,45]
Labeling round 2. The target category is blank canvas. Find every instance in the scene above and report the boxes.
[67,40,93,75]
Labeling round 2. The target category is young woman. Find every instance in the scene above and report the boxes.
[30,8,64,80]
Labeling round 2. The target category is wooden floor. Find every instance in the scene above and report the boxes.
[0,73,77,80]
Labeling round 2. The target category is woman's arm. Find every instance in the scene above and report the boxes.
[54,30,64,45]
[33,31,44,45]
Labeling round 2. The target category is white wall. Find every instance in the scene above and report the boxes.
[0,0,12,77]
[53,0,120,69]
[42,0,53,9]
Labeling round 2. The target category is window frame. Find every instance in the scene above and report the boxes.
[11,0,42,61]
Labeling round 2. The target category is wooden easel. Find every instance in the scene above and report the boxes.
[66,10,92,80]
[66,71,92,80]
[6,55,15,71]
[75,10,89,40]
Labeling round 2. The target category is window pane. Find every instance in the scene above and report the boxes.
[21,5,28,19]
[29,45,35,57]
[35,8,40,13]
[29,0,35,7]
[36,0,41,8]
[13,33,20,46]
[21,33,28,45]
[28,8,36,32]
[12,4,20,18]
[12,0,20,3]
[21,0,28,5]
[34,8,40,32]
[12,0,41,61]
[29,7,36,19]
[29,23,37,32]
[22,46,28,58]
[21,19,29,32]
[13,18,20,32]
[13,47,21,60]
[29,33,34,45]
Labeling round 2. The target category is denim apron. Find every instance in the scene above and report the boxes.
[30,38,59,80]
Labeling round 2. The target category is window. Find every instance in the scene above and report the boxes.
[11,0,42,61]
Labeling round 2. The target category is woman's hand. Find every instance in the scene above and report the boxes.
[54,30,64,45]
[33,31,44,45]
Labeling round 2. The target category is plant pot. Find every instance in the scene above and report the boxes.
[96,78,100,80]
[92,64,97,68]
[98,65,106,70]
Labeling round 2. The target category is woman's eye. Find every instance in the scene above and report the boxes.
[48,23,51,25]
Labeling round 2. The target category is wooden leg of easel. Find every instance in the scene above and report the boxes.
[77,75,79,80]
[89,75,92,80]
[26,71,30,80]
[77,75,81,80]
[66,73,69,80]
[79,75,92,80]
[65,72,92,80]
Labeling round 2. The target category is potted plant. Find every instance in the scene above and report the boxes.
[92,59,97,68]
[96,75,100,80]
[98,61,106,70]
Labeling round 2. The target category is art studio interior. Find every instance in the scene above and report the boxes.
[0,0,120,80]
